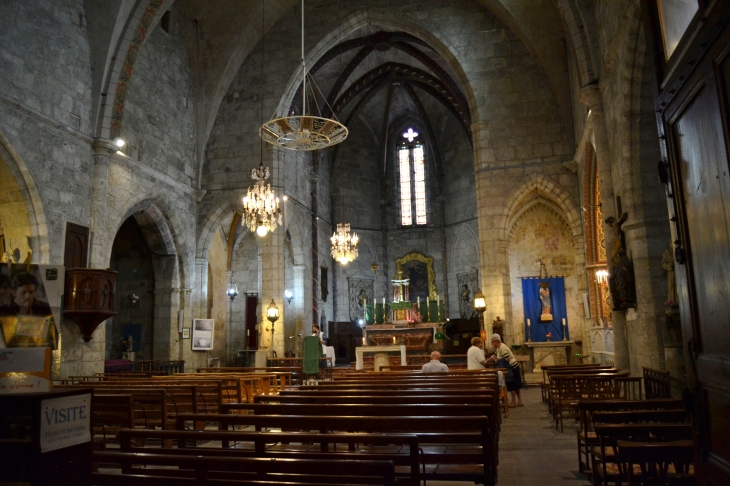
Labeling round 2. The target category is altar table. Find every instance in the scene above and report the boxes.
[355,345,406,371]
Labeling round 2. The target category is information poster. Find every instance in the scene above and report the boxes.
[0,263,64,349]
[40,393,91,453]
[192,318,214,351]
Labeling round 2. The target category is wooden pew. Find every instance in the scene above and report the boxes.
[174,413,496,486]
[93,451,396,485]
[115,429,420,485]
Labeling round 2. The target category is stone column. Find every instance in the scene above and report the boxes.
[193,258,209,319]
[471,121,510,337]
[89,140,115,268]
[59,139,116,377]
[579,84,629,372]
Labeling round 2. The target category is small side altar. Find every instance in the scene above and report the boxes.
[527,341,574,372]
[356,345,406,371]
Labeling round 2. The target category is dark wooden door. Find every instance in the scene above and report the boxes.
[330,321,361,366]
[64,223,88,269]
[646,3,730,482]
[245,295,258,350]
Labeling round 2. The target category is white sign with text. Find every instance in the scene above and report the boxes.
[40,393,91,453]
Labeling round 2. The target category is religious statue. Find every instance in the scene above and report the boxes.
[662,244,677,304]
[492,316,504,339]
[605,213,636,309]
[459,284,471,318]
[539,282,552,321]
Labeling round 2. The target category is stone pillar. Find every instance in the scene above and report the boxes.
[59,139,116,378]
[89,140,115,268]
[579,85,630,372]
[472,121,510,337]
[193,258,209,319]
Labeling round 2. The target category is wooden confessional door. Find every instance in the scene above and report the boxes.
[329,321,360,366]
[647,3,730,483]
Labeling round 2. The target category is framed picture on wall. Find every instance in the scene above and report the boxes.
[192,319,214,351]
[182,328,190,339]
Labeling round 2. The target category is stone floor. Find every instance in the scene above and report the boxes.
[430,386,591,486]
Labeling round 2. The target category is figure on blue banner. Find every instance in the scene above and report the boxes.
[539,282,552,321]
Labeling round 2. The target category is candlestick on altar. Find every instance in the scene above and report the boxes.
[562,318,567,341]
[392,336,396,345]
[527,318,532,342]
[362,337,367,346]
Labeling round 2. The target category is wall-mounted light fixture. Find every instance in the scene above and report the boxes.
[473,289,487,331]
[284,289,293,305]
[595,269,609,286]
[128,293,139,306]
[226,283,239,301]
[266,299,280,325]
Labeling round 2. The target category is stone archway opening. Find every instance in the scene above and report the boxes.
[107,217,156,360]
[107,202,180,362]
[0,141,40,264]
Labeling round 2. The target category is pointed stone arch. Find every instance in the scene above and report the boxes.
[0,131,50,263]
[502,174,582,243]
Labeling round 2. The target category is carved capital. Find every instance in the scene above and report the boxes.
[579,83,603,109]
[194,189,207,203]
[93,139,117,157]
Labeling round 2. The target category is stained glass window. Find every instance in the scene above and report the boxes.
[399,146,412,226]
[398,129,428,226]
[413,144,426,225]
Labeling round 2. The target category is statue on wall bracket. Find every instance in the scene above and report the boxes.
[605,213,637,310]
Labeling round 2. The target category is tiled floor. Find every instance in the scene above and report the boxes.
[429,386,591,486]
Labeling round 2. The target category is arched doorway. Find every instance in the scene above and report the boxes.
[106,201,180,361]
[107,217,155,360]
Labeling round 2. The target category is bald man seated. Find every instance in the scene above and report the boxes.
[421,351,449,372]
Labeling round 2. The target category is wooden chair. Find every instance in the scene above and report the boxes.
[592,423,692,486]
[643,367,672,399]
[617,439,694,486]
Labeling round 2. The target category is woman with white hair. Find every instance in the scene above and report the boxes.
[487,333,524,407]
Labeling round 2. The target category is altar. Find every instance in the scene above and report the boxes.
[363,323,439,351]
[356,345,407,371]
[527,341,574,372]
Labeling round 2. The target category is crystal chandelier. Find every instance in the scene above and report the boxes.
[259,0,347,151]
[242,162,282,236]
[331,223,359,264]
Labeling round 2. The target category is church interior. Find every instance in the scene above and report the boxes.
[1,0,729,484]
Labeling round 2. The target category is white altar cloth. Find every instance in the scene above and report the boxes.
[355,345,406,370]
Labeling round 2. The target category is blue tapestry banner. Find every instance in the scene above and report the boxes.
[521,277,569,342]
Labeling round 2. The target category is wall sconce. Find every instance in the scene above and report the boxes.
[266,299,280,325]
[226,283,239,301]
[473,289,487,330]
[128,293,139,306]
[595,269,609,286]
[284,289,293,305]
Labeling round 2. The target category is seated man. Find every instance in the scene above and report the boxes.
[421,351,449,372]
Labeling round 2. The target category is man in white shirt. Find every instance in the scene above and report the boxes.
[467,336,487,369]
[421,351,449,372]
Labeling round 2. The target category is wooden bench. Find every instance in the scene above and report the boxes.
[115,428,420,485]
[93,451,396,485]
[174,413,496,486]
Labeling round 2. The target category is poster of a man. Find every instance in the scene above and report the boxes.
[0,267,58,349]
